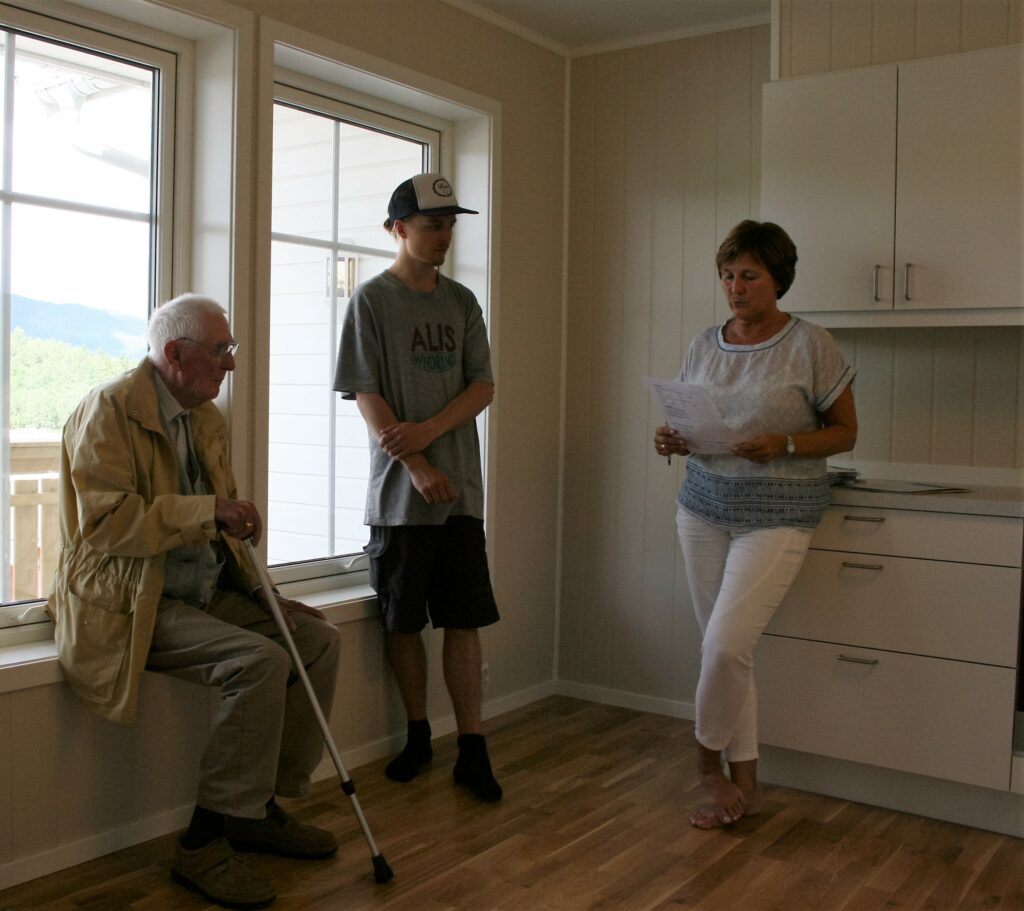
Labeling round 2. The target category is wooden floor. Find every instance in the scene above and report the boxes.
[2,695,1023,910]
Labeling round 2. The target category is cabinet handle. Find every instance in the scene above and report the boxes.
[841,561,884,571]
[903,262,912,301]
[837,654,880,666]
[872,264,881,302]
[843,514,885,523]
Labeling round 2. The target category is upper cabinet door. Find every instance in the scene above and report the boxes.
[761,66,897,313]
[895,45,1022,311]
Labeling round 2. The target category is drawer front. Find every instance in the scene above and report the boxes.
[768,550,1021,666]
[758,635,1014,790]
[813,507,1023,566]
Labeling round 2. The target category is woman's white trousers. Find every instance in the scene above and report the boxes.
[676,506,811,762]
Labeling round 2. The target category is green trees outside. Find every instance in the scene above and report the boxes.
[10,328,137,430]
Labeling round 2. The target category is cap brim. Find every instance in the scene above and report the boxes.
[418,205,479,216]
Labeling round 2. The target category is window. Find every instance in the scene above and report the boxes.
[0,8,174,625]
[268,85,440,568]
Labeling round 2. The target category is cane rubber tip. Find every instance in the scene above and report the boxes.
[373,854,395,884]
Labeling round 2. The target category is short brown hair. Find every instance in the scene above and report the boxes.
[715,220,798,299]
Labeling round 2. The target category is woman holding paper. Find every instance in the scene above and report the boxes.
[653,220,857,830]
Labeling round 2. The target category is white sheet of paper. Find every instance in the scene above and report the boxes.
[645,377,742,455]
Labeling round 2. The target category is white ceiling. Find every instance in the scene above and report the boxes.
[442,0,771,55]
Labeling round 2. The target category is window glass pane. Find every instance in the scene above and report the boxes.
[271,105,333,241]
[2,26,161,610]
[13,34,154,213]
[336,122,423,247]
[268,239,335,564]
[7,204,148,603]
[333,252,392,557]
[268,98,428,567]
[267,242,394,565]
[10,204,148,427]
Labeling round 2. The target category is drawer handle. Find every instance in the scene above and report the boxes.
[837,654,880,666]
[841,561,884,571]
[843,515,885,523]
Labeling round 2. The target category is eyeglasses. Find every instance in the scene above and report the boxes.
[176,337,239,358]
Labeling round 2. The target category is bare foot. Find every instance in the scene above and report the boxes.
[689,771,746,829]
[689,805,728,829]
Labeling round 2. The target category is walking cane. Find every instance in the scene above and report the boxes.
[243,539,395,884]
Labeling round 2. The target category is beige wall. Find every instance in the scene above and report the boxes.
[218,0,566,705]
[0,0,566,889]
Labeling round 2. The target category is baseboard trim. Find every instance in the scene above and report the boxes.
[554,680,696,721]
[309,679,561,783]
[0,805,194,892]
[761,744,1024,838]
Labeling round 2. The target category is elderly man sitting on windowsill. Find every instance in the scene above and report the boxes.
[47,293,341,911]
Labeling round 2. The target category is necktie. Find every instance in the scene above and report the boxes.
[176,413,200,488]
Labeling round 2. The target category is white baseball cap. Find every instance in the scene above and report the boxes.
[387,172,478,220]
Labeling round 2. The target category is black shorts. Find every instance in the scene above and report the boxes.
[365,517,500,634]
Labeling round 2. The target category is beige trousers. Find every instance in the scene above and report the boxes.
[147,589,341,818]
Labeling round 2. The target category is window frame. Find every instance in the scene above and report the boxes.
[265,75,452,588]
[0,2,179,632]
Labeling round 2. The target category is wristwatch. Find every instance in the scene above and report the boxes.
[786,434,796,456]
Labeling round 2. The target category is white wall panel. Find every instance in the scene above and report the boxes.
[561,26,769,702]
[583,50,626,692]
[562,4,1023,711]
[641,41,687,700]
[931,328,978,466]
[890,330,935,464]
[833,327,1024,470]
[778,0,1024,77]
[974,328,1022,467]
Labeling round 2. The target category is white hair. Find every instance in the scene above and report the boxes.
[148,293,227,364]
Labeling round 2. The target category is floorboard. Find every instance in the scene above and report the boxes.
[0,696,1022,910]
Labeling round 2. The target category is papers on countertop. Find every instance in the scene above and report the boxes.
[827,465,859,486]
[645,377,742,455]
[839,479,969,494]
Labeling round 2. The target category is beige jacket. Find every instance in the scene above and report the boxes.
[47,358,259,724]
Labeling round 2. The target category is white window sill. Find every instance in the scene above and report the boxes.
[0,585,378,696]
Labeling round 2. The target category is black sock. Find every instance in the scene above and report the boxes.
[385,719,433,782]
[181,805,225,849]
[453,733,503,802]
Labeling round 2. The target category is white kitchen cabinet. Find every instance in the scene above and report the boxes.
[759,505,1023,791]
[761,45,1022,325]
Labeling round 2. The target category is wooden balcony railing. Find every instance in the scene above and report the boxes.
[9,439,60,602]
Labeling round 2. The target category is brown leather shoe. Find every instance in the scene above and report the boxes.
[226,802,338,859]
[172,837,276,909]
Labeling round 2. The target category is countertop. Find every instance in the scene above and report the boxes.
[830,481,1024,518]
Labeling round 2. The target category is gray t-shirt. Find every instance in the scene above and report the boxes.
[334,269,493,526]
[679,316,855,528]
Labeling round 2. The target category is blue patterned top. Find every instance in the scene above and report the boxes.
[677,317,855,529]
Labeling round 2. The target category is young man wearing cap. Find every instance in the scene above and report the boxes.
[333,173,502,802]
